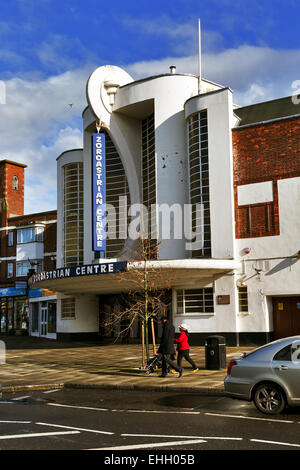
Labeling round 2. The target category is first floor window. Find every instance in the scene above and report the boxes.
[176,288,214,314]
[16,260,31,277]
[17,227,44,244]
[16,260,43,277]
[7,263,13,278]
[236,203,274,238]
[8,231,13,246]
[61,298,75,319]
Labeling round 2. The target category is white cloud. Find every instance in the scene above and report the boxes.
[1,41,299,216]
[0,66,90,214]
[126,44,300,105]
[122,17,222,55]
[24,127,83,213]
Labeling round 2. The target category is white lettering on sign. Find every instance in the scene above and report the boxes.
[93,133,106,252]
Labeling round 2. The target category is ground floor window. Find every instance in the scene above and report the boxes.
[61,297,75,319]
[0,297,28,333]
[176,288,214,314]
[238,286,248,313]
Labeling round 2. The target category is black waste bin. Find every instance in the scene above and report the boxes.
[205,335,226,370]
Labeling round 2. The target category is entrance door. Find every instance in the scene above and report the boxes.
[40,302,48,337]
[273,297,300,339]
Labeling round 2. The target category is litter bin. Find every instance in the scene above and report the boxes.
[205,335,226,370]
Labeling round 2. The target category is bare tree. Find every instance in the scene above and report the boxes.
[101,237,173,365]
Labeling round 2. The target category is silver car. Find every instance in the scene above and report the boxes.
[224,336,300,414]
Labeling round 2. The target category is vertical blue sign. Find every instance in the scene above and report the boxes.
[92,133,106,253]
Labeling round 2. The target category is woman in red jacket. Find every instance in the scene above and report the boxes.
[173,324,199,372]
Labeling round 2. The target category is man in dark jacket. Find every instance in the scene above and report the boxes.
[158,316,183,378]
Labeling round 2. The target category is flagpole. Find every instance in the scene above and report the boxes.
[198,18,202,94]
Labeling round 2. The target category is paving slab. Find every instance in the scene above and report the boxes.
[0,335,255,394]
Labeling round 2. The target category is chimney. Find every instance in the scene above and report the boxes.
[169,65,176,74]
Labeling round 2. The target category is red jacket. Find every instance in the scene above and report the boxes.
[174,331,190,351]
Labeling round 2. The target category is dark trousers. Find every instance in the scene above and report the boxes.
[161,354,181,376]
[177,349,197,369]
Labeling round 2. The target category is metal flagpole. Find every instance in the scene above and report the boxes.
[198,18,202,94]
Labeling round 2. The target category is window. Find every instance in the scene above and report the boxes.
[8,231,13,246]
[7,263,13,278]
[16,260,43,277]
[176,288,214,314]
[17,227,44,244]
[61,298,75,319]
[187,110,211,258]
[16,260,31,277]
[12,176,18,190]
[238,286,248,312]
[237,203,274,238]
[273,345,291,361]
[142,113,157,258]
[64,163,84,266]
[104,132,131,258]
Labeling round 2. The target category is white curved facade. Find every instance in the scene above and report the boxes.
[29,64,300,345]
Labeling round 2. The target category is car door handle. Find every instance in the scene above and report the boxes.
[279,365,289,370]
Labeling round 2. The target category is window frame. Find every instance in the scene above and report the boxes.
[17,227,44,244]
[8,231,13,246]
[7,262,13,278]
[61,297,76,320]
[174,287,215,316]
[16,259,43,277]
[238,286,249,313]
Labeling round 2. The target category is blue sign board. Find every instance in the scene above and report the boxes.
[92,133,106,252]
[28,288,43,298]
[15,281,27,289]
[0,287,26,297]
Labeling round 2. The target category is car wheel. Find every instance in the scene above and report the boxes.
[253,383,286,415]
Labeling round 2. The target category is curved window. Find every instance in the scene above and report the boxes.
[187,110,211,258]
[142,113,157,258]
[103,132,131,258]
[63,163,84,266]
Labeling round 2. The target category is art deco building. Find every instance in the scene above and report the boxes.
[30,65,300,345]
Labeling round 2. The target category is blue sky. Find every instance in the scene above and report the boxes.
[0,0,299,213]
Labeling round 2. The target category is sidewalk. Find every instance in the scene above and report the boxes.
[0,335,255,394]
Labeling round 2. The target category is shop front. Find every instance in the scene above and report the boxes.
[0,287,29,334]
[29,289,57,339]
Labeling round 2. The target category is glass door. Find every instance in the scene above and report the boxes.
[47,302,56,334]
[40,302,48,337]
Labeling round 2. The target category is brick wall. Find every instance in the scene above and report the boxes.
[0,210,57,284]
[0,161,26,222]
[232,116,300,238]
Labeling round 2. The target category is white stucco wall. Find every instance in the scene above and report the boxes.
[235,176,300,333]
[57,293,99,333]
[185,89,236,260]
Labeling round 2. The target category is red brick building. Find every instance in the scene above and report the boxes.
[233,96,300,342]
[0,160,57,337]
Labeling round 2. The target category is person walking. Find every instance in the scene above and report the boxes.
[173,324,199,372]
[157,316,183,378]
